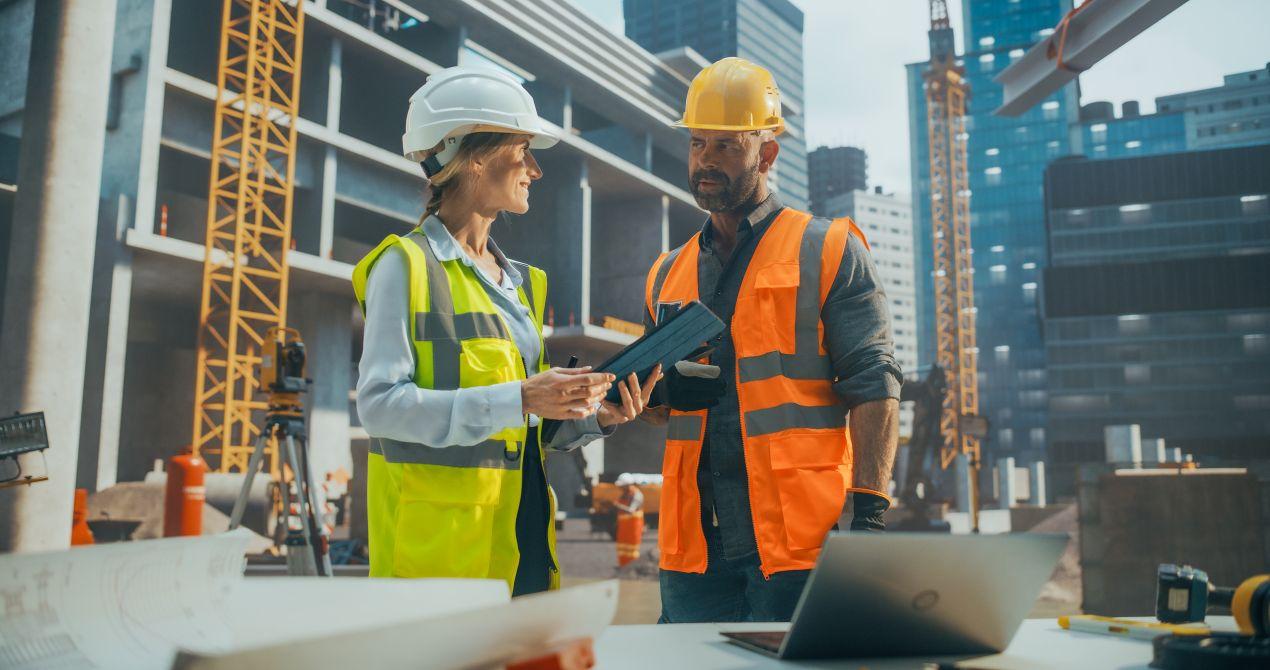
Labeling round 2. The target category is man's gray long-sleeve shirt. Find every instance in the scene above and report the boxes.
[645,194,903,559]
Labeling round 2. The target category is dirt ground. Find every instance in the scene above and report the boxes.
[555,509,1083,624]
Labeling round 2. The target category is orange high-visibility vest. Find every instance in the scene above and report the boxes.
[644,208,869,578]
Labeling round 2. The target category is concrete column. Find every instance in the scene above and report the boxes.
[77,0,172,492]
[130,0,171,236]
[494,155,588,326]
[1029,460,1047,507]
[76,194,134,491]
[1104,424,1141,467]
[997,456,1017,509]
[1143,438,1166,464]
[0,0,118,552]
[954,452,972,513]
[590,196,665,324]
[289,291,354,480]
[561,84,573,134]
[319,39,342,259]
[660,195,670,253]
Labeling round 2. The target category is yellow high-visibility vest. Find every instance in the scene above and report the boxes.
[352,229,557,590]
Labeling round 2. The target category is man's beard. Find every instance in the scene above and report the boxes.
[690,162,760,213]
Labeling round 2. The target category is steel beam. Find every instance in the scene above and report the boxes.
[994,0,1189,116]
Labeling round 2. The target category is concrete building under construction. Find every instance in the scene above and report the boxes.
[0,0,719,521]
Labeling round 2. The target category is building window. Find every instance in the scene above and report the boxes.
[979,36,995,47]
[1118,314,1150,335]
[999,429,1014,447]
[986,147,999,156]
[1021,261,1036,270]
[1242,194,1268,215]
[1125,140,1142,150]
[985,166,1002,185]
[1245,333,1268,356]
[994,345,1010,365]
[1124,364,1151,385]
[1009,48,1025,59]
[1042,100,1059,120]
[991,245,1005,253]
[1030,428,1046,448]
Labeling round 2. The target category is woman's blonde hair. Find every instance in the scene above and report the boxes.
[422,131,527,219]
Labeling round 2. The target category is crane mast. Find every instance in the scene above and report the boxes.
[192,0,306,475]
[923,0,982,518]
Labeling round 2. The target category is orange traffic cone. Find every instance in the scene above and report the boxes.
[71,488,95,545]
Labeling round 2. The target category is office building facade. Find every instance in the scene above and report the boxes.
[1042,144,1270,494]
[1077,100,1187,160]
[1157,63,1270,151]
[907,0,1077,467]
[624,0,810,210]
[0,0,706,512]
[821,188,917,438]
[809,145,867,217]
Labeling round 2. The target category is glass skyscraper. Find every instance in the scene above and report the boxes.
[624,0,809,210]
[907,0,1078,466]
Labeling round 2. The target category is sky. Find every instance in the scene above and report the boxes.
[567,0,1270,199]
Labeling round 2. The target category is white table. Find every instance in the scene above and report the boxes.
[594,617,1237,669]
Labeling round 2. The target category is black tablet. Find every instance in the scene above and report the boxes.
[596,301,724,403]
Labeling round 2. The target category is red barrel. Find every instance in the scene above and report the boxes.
[164,450,206,537]
[70,488,95,545]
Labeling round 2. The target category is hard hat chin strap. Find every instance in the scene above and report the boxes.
[421,155,444,179]
[421,136,463,178]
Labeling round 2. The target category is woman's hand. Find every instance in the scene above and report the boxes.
[522,367,614,420]
[597,365,663,429]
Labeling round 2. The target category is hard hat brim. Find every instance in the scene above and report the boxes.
[672,120,785,135]
[403,120,559,162]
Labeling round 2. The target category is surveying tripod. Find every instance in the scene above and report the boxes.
[229,327,332,577]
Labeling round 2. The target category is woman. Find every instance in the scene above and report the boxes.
[352,67,660,595]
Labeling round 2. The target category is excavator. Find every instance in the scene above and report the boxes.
[894,366,990,532]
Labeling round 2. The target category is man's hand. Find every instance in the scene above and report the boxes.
[598,366,662,429]
[649,361,726,411]
[849,491,890,532]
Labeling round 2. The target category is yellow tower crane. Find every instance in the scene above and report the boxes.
[192,0,306,476]
[924,0,983,528]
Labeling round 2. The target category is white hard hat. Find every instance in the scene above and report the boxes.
[402,66,559,174]
[615,474,635,487]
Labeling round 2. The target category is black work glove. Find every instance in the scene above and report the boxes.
[648,361,726,412]
[849,491,891,532]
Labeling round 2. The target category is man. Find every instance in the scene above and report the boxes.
[641,57,902,623]
[613,474,645,569]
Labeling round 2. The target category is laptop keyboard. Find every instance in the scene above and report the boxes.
[723,631,788,652]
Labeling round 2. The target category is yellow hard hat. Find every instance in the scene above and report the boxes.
[674,57,784,135]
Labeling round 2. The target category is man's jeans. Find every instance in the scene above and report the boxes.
[658,526,810,623]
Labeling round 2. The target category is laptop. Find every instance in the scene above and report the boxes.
[721,532,1068,660]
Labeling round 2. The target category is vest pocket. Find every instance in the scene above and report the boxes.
[460,338,521,387]
[392,464,505,578]
[659,444,683,555]
[767,432,847,552]
[739,263,800,355]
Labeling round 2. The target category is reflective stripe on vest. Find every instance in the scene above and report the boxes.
[645,209,866,578]
[351,228,556,588]
[370,437,523,469]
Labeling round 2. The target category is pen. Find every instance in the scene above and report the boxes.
[1057,615,1209,640]
[540,355,580,444]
